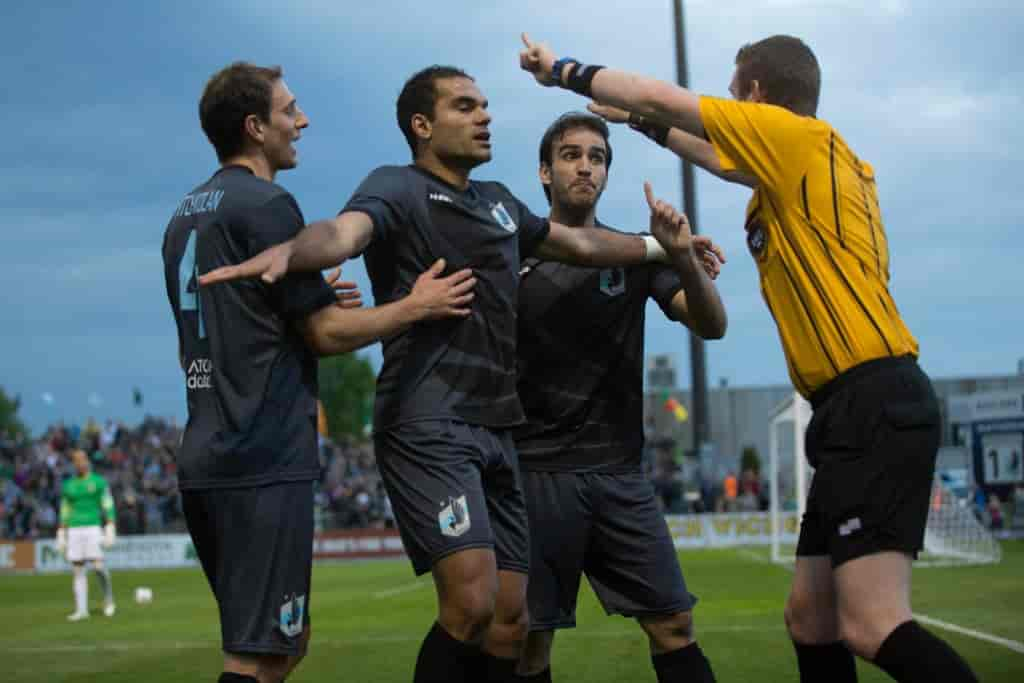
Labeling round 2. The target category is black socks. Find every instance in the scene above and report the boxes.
[651,642,716,683]
[413,622,482,683]
[793,640,858,682]
[873,620,978,683]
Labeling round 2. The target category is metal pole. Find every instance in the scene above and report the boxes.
[672,0,709,454]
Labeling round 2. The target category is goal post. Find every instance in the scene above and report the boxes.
[769,392,812,563]
[919,478,1002,567]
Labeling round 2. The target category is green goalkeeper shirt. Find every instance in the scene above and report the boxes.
[60,473,115,527]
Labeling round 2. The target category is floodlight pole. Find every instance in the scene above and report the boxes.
[673,0,709,454]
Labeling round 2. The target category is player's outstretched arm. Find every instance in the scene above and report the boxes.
[588,103,758,189]
[199,211,375,286]
[519,34,704,137]
[535,218,652,267]
[535,184,725,277]
[644,182,727,339]
[298,259,475,357]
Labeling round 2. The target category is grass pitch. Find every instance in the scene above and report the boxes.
[4,542,1022,681]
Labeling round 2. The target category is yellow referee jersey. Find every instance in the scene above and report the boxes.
[700,96,918,397]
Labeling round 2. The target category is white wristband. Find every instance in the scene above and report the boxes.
[642,235,669,263]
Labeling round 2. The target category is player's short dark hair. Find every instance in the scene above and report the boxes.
[396,65,474,158]
[734,36,820,117]
[538,112,613,203]
[199,62,283,162]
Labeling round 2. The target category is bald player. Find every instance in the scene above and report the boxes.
[57,449,117,621]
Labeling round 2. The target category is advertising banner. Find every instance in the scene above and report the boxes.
[7,514,796,573]
[666,511,800,548]
[34,534,198,573]
[313,528,406,560]
[0,540,36,571]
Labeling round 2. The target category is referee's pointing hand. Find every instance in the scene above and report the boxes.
[520,33,557,86]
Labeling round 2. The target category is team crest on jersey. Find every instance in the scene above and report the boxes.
[279,593,305,638]
[438,495,471,537]
[747,219,767,257]
[490,202,518,233]
[599,267,626,296]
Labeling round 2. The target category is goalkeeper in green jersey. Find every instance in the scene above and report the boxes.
[57,449,117,621]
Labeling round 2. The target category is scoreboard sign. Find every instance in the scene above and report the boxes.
[976,422,1024,485]
[949,390,1024,488]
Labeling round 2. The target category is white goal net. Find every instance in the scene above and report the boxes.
[768,392,1001,567]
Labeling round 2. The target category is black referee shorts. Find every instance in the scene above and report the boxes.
[797,356,940,568]
[182,480,314,656]
[521,470,696,630]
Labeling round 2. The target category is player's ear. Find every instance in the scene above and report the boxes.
[244,113,266,146]
[539,162,552,186]
[749,79,765,103]
[411,113,432,146]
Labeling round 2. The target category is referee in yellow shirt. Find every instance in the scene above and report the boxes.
[519,33,977,683]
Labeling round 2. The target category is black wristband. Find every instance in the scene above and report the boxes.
[628,113,670,147]
[564,63,605,97]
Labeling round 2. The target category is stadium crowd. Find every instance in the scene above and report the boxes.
[3,415,764,540]
[0,418,395,540]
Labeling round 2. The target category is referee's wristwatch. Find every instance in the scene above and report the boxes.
[550,56,577,86]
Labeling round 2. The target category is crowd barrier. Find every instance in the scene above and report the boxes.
[1,511,800,573]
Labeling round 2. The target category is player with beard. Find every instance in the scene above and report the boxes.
[518,32,978,683]
[200,66,723,683]
[163,62,476,683]
[513,112,725,683]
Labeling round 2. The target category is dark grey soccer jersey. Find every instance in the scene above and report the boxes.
[343,165,550,430]
[162,165,336,490]
[514,226,684,473]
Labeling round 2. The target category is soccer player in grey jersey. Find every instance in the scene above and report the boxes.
[514,112,725,683]
[163,62,475,683]
[201,65,723,683]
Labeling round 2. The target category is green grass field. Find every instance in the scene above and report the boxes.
[4,542,1022,682]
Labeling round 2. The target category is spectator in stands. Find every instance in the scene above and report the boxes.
[720,471,738,512]
[0,414,402,538]
[987,495,1004,531]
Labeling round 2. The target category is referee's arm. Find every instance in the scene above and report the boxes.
[520,35,705,137]
[586,105,758,189]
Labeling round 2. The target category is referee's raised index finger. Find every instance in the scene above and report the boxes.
[521,33,532,49]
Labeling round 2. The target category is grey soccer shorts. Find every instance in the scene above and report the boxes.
[374,420,530,576]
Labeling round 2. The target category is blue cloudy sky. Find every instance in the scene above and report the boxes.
[2,1,1020,433]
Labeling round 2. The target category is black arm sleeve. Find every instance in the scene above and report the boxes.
[648,264,685,320]
[341,166,411,249]
[504,189,550,259]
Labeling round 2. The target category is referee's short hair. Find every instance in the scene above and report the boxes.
[200,62,283,162]
[397,65,473,158]
[538,112,612,204]
[734,35,820,117]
